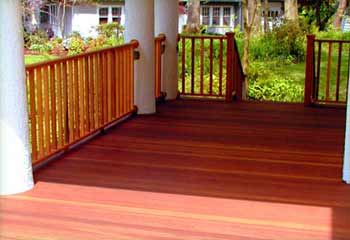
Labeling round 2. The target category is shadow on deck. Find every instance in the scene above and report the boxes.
[1,100,350,240]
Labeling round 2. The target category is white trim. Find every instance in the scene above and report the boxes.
[200,5,234,27]
[97,5,124,25]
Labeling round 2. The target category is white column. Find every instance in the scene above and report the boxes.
[155,0,179,100]
[0,0,34,195]
[125,0,155,114]
[343,72,350,184]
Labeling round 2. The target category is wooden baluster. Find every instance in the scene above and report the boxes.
[315,41,322,101]
[209,38,214,96]
[74,59,80,139]
[304,35,316,106]
[336,42,342,102]
[43,66,50,154]
[62,62,68,145]
[219,38,223,96]
[50,64,57,150]
[200,38,204,95]
[191,37,195,94]
[225,33,234,102]
[56,63,63,148]
[68,61,74,142]
[28,70,38,162]
[84,56,90,132]
[181,36,186,94]
[326,42,332,101]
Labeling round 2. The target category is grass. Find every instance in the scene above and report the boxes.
[25,55,57,65]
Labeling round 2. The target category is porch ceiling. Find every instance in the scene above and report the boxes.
[1,100,349,240]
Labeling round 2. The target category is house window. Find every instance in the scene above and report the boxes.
[223,7,231,26]
[201,7,210,25]
[212,7,220,25]
[99,7,109,24]
[112,7,122,23]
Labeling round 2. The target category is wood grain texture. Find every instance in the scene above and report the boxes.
[1,100,349,240]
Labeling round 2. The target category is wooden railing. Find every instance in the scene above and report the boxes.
[155,34,166,100]
[305,35,350,106]
[26,41,139,164]
[178,33,245,101]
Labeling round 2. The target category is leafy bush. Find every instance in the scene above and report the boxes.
[246,61,304,102]
[67,36,85,55]
[24,29,48,49]
[96,23,124,38]
[247,20,307,62]
[29,43,53,53]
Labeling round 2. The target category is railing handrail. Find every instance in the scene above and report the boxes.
[178,34,227,40]
[314,39,350,43]
[155,33,166,42]
[25,40,139,70]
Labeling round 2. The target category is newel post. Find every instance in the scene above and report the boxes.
[225,32,234,102]
[304,34,316,106]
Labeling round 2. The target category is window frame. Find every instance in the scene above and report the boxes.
[97,5,124,25]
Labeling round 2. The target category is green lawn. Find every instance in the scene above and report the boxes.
[25,55,57,65]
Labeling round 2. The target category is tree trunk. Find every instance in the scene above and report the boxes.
[334,0,348,30]
[186,0,200,33]
[263,0,269,32]
[284,0,298,20]
[58,0,67,38]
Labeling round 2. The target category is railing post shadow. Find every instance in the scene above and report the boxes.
[225,32,234,102]
[304,34,316,106]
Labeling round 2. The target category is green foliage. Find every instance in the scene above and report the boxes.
[95,22,124,38]
[68,36,85,55]
[247,61,304,102]
[246,20,307,62]
[24,29,48,49]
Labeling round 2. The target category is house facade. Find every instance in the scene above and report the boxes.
[35,0,285,38]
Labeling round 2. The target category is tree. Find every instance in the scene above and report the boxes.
[284,0,298,20]
[186,0,201,33]
[242,0,260,99]
[263,0,269,32]
[334,0,348,30]
[300,0,337,30]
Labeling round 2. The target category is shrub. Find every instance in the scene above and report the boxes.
[24,29,48,49]
[96,23,124,38]
[67,36,85,55]
[246,61,304,102]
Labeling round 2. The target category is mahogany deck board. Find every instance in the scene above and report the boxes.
[1,100,350,240]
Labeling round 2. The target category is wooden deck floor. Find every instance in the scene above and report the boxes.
[1,100,350,240]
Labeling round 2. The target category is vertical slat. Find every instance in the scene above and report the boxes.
[115,50,120,118]
[103,52,108,123]
[336,42,342,101]
[123,49,128,113]
[225,33,234,102]
[94,54,100,129]
[181,37,186,94]
[130,48,135,109]
[209,38,214,95]
[62,62,68,144]
[107,51,112,122]
[191,37,195,94]
[125,49,130,112]
[200,38,204,95]
[315,41,322,101]
[68,61,74,142]
[120,50,125,114]
[219,38,223,96]
[56,63,63,148]
[85,56,90,132]
[28,70,38,162]
[89,55,94,131]
[304,35,316,106]
[73,59,79,139]
[326,42,332,101]
[50,64,57,150]
[36,68,44,158]
[43,66,51,154]
[110,50,116,119]
[79,58,85,136]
